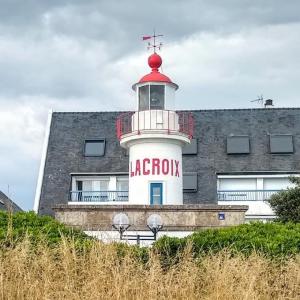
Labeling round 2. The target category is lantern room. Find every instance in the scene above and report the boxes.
[132,52,178,111]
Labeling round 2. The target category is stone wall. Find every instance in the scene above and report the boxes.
[53,204,248,231]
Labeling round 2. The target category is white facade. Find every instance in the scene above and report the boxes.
[217,174,297,220]
[69,174,129,205]
[128,139,184,205]
[120,109,190,205]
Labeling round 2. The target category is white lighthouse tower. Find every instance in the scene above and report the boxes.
[117,37,193,206]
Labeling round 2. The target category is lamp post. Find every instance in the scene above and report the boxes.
[112,213,163,246]
[112,213,131,235]
[146,214,163,240]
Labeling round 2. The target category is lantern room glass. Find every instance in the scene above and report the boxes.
[139,85,149,111]
[150,85,164,109]
[138,84,165,111]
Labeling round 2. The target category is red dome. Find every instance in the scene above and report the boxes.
[132,52,178,90]
[139,72,172,84]
[148,53,162,70]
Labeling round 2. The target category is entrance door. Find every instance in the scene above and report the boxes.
[150,183,163,205]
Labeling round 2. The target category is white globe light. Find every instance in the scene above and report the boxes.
[113,213,130,230]
[147,214,163,230]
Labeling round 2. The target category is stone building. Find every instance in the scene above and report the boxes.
[35,107,300,222]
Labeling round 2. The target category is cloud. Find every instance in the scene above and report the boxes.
[0,0,300,210]
[165,23,300,108]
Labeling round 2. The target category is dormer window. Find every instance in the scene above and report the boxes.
[138,84,165,110]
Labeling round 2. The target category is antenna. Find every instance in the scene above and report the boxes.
[142,29,163,52]
[251,95,264,107]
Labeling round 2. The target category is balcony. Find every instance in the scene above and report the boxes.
[116,110,194,140]
[70,191,129,202]
[217,190,283,201]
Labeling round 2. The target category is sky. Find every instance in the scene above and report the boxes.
[0,0,300,210]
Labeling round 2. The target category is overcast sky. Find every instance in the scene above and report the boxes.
[0,0,300,210]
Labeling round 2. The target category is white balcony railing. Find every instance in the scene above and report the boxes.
[116,110,194,140]
[217,190,284,201]
[70,191,128,202]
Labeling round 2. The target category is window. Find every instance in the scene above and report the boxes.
[183,138,198,155]
[84,139,105,156]
[138,84,165,110]
[217,174,296,202]
[183,173,197,192]
[92,180,109,191]
[227,136,250,154]
[150,85,165,109]
[78,179,109,192]
[270,135,293,154]
[139,85,149,111]
[117,178,129,191]
[71,175,129,202]
[72,178,110,201]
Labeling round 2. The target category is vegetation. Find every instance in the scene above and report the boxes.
[153,222,300,261]
[268,176,300,223]
[0,238,299,299]
[0,211,92,247]
[0,211,299,298]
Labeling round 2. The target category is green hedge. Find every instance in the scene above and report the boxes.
[0,211,92,247]
[2,212,300,262]
[153,222,300,261]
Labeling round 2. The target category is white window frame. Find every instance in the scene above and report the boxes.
[70,174,129,205]
[137,83,167,111]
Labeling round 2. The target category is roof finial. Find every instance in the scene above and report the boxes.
[142,29,163,53]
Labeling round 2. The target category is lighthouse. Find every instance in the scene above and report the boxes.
[41,35,248,238]
[116,36,194,205]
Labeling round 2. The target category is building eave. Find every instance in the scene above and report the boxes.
[33,109,53,213]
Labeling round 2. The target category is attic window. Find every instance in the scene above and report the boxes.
[270,135,293,154]
[183,138,198,155]
[227,136,250,154]
[84,139,105,156]
[183,172,198,192]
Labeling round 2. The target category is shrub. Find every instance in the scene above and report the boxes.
[153,222,300,261]
[268,176,300,223]
[0,211,92,248]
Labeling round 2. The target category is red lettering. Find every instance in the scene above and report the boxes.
[175,160,180,177]
[143,158,150,175]
[162,159,169,175]
[131,158,180,177]
[135,159,141,176]
[130,161,134,177]
[152,158,160,175]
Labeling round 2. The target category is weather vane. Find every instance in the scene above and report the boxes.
[142,30,163,52]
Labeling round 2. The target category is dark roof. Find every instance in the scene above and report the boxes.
[38,107,300,216]
[0,191,23,212]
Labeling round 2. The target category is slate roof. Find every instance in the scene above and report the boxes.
[37,107,300,216]
[0,191,23,212]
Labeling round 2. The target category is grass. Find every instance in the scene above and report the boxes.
[0,238,299,300]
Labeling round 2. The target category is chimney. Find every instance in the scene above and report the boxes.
[264,99,274,108]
